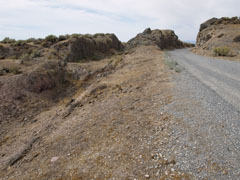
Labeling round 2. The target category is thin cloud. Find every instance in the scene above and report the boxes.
[0,0,239,41]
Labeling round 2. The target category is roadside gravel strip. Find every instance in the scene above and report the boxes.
[162,50,240,179]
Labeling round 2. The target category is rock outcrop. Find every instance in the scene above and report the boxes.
[127,28,192,50]
[55,34,124,62]
[196,17,240,57]
[0,44,10,59]
[0,33,124,62]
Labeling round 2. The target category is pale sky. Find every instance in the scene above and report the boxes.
[0,0,239,42]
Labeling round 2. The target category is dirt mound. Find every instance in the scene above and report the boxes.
[195,17,240,59]
[0,60,70,125]
[127,28,191,50]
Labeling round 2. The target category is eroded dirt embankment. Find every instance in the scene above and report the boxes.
[0,46,191,180]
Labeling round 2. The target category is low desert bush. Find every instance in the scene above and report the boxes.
[29,49,41,59]
[1,37,16,44]
[20,53,30,61]
[45,35,58,43]
[71,34,81,38]
[14,40,26,46]
[8,66,21,74]
[58,35,67,41]
[0,65,21,75]
[233,35,240,42]
[214,47,230,56]
[34,38,44,44]
[26,38,37,43]
[93,33,105,38]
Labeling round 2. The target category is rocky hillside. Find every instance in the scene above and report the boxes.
[0,29,193,128]
[0,33,123,62]
[127,28,194,50]
[0,29,197,179]
[194,17,240,59]
[0,33,124,128]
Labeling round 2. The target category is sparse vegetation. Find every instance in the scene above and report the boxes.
[45,35,58,43]
[26,38,37,43]
[93,33,105,38]
[58,35,67,41]
[47,49,58,59]
[1,37,16,44]
[20,53,30,61]
[8,66,21,74]
[164,56,182,72]
[109,55,123,67]
[14,40,26,46]
[233,35,240,42]
[29,49,41,59]
[213,47,230,56]
[34,38,44,44]
[0,65,21,75]
[71,33,81,38]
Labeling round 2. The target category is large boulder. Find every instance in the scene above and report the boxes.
[127,28,187,50]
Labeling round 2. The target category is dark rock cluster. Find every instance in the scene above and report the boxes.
[199,17,240,32]
[57,34,124,62]
[127,28,189,50]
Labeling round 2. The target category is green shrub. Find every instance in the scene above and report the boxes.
[29,49,41,59]
[20,53,30,60]
[35,38,43,44]
[85,34,93,39]
[71,34,81,38]
[58,35,67,41]
[214,47,230,56]
[1,37,16,44]
[8,66,21,74]
[26,38,36,43]
[14,40,26,46]
[45,35,58,43]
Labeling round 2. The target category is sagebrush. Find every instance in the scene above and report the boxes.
[214,47,230,56]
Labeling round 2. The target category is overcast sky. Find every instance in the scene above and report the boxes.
[0,0,239,42]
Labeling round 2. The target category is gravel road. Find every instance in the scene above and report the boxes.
[160,49,240,179]
[167,49,240,111]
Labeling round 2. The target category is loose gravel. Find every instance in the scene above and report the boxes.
[159,50,240,179]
